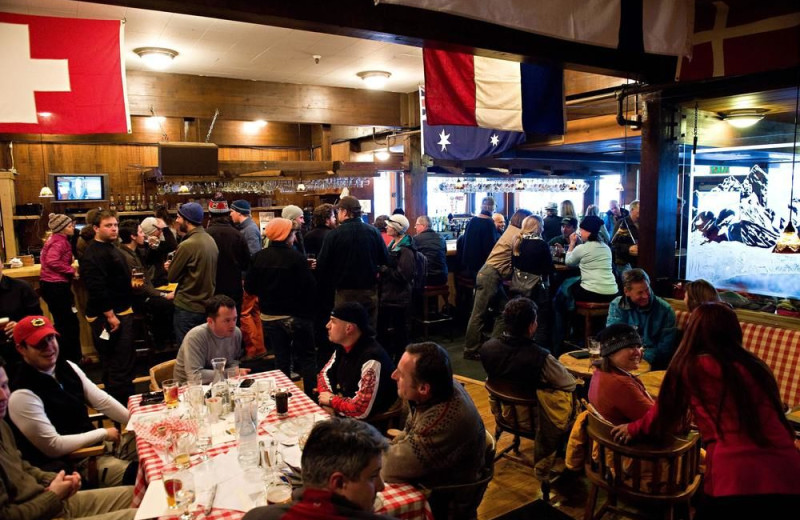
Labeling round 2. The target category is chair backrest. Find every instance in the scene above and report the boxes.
[366,398,407,435]
[583,412,703,502]
[427,430,496,520]
[485,378,539,439]
[149,359,177,391]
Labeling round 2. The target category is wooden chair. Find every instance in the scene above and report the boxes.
[583,412,702,520]
[366,398,407,436]
[484,378,538,466]
[423,430,496,520]
[149,359,177,391]
[574,301,611,346]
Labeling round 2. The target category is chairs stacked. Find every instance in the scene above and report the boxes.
[583,411,703,520]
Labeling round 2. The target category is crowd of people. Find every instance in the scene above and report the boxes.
[1,193,798,519]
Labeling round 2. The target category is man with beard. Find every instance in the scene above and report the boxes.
[167,202,219,346]
[79,210,135,404]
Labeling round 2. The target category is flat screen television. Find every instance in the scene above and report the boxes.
[49,174,108,202]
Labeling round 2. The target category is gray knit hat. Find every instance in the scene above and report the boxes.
[48,213,72,233]
[281,205,303,221]
[598,323,643,357]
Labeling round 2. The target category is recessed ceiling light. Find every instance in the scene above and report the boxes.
[134,47,179,71]
[357,70,391,89]
[719,108,767,129]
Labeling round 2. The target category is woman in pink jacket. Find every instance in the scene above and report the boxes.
[39,213,82,363]
[612,303,800,517]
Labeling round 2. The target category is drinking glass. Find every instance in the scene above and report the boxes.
[175,471,196,520]
[196,418,212,461]
[264,472,293,505]
[162,379,180,409]
[256,378,275,415]
[226,364,241,391]
[205,396,223,422]
[186,386,205,417]
[169,432,196,469]
[162,469,182,509]
[587,337,601,367]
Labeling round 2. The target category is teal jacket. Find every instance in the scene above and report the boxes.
[606,294,677,370]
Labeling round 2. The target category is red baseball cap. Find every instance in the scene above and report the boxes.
[13,316,59,347]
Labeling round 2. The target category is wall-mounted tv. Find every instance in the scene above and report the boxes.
[49,174,108,202]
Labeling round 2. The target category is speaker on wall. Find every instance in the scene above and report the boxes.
[158,142,219,176]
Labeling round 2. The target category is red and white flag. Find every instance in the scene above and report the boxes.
[677,2,800,81]
[0,12,130,134]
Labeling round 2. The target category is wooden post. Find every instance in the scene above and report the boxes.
[638,94,680,281]
[403,133,426,225]
[0,172,18,260]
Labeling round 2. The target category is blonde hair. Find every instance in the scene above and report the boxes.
[513,215,543,256]
[560,200,576,218]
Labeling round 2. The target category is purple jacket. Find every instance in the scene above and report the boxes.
[39,233,75,283]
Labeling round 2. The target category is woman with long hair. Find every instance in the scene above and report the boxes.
[684,278,720,312]
[510,215,554,346]
[612,303,800,516]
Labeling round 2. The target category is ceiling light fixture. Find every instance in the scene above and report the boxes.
[455,178,464,190]
[134,47,179,71]
[719,108,768,129]
[374,149,391,162]
[515,179,525,191]
[772,85,799,254]
[39,186,54,198]
[296,177,306,192]
[569,180,578,191]
[178,184,190,194]
[357,70,391,90]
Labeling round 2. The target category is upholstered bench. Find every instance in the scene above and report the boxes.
[669,299,800,408]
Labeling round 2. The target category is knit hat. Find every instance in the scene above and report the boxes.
[13,315,59,347]
[561,217,578,228]
[579,215,604,235]
[208,199,230,215]
[386,214,410,234]
[177,202,204,225]
[140,217,166,236]
[330,302,375,337]
[598,323,643,358]
[335,196,361,212]
[264,218,293,242]
[281,205,303,221]
[231,199,251,215]
[48,213,72,233]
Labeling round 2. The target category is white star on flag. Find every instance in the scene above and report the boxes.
[437,130,451,152]
[490,134,500,147]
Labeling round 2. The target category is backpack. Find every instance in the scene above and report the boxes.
[409,245,429,292]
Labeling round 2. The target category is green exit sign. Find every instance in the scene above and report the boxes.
[710,166,730,174]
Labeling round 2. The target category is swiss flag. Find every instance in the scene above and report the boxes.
[0,13,130,134]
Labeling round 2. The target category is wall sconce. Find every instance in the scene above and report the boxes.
[296,177,306,192]
[39,186,54,198]
[719,108,767,129]
[243,120,268,134]
[145,116,165,130]
[134,47,179,71]
[357,70,391,89]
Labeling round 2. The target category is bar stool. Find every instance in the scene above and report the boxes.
[414,284,454,339]
[574,301,611,347]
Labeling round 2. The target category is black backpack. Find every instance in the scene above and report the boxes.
[409,245,429,291]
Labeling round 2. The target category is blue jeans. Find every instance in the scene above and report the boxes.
[173,307,206,347]
[464,264,504,355]
[262,317,317,398]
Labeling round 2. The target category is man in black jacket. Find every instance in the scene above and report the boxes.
[412,216,447,286]
[206,199,250,312]
[245,218,317,397]
[317,302,396,419]
[317,197,388,330]
[79,209,135,404]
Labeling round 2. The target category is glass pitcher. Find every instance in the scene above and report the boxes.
[235,393,259,468]
[211,357,230,413]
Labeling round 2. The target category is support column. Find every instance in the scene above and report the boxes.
[0,172,18,261]
[638,94,680,281]
[402,133,426,224]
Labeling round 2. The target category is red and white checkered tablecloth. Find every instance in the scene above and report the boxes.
[128,370,432,520]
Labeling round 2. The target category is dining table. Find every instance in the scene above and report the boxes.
[127,369,432,520]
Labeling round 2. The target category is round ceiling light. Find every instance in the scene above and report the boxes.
[134,47,179,71]
[719,108,767,129]
[357,70,391,89]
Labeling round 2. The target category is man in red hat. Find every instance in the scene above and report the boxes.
[0,354,136,519]
[7,316,135,488]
